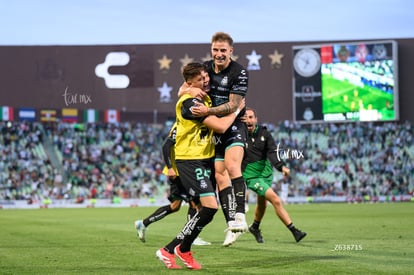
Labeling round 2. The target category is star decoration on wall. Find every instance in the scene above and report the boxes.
[231,54,239,62]
[179,54,194,71]
[201,53,211,62]
[157,82,173,103]
[158,54,172,71]
[269,49,284,69]
[246,50,262,70]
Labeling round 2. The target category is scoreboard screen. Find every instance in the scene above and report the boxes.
[292,40,399,123]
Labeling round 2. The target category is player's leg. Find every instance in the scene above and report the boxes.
[265,188,291,225]
[162,196,218,254]
[214,134,236,227]
[215,161,235,224]
[160,160,217,269]
[245,177,268,243]
[147,199,181,223]
[135,199,182,242]
[174,195,217,270]
[225,146,245,213]
[265,188,307,242]
[135,177,183,242]
[255,195,267,221]
[225,145,248,232]
[188,199,212,246]
[215,160,243,246]
[249,195,266,243]
[222,119,248,232]
[187,200,198,220]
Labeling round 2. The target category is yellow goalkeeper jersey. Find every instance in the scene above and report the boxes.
[174,94,215,160]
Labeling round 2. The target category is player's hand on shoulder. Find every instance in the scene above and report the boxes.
[191,101,208,117]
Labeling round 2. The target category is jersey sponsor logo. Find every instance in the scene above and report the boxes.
[200,180,208,189]
[220,76,229,86]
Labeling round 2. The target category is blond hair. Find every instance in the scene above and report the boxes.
[211,32,233,46]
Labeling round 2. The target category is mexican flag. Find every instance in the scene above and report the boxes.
[84,109,99,123]
[104,109,120,123]
[0,106,14,121]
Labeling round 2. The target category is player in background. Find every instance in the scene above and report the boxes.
[242,107,307,243]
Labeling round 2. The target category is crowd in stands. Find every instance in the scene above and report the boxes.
[271,120,414,201]
[1,119,413,204]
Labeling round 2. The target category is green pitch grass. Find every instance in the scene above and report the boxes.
[1,203,412,274]
[322,74,395,120]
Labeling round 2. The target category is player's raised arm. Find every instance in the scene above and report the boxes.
[202,98,245,133]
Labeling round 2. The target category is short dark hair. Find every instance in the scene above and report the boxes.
[211,32,233,46]
[182,62,206,82]
[246,107,257,117]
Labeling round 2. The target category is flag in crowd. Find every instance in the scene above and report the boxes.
[0,107,123,123]
[18,108,36,121]
[105,109,120,123]
[40,110,57,122]
[84,109,99,123]
[0,106,14,121]
[61,108,78,123]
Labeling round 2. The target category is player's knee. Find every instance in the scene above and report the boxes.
[225,165,241,178]
[170,201,182,212]
[215,174,231,189]
[273,197,283,207]
[268,193,282,206]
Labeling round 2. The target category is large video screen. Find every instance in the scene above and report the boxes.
[292,40,399,123]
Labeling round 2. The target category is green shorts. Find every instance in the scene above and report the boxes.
[245,175,273,197]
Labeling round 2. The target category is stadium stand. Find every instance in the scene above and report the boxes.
[1,120,413,205]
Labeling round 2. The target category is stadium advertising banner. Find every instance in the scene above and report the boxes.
[0,42,297,124]
[1,38,413,124]
[293,40,399,123]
